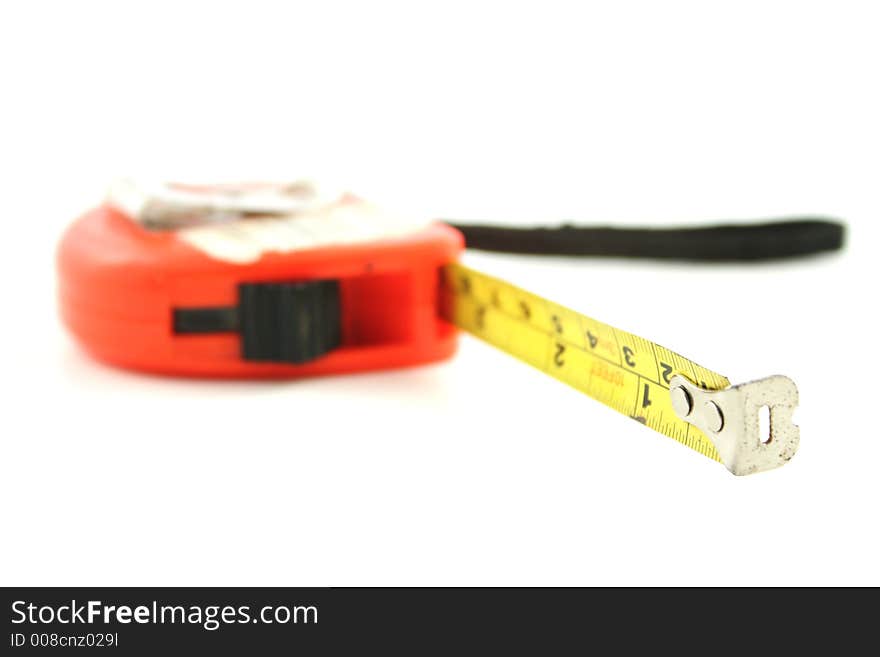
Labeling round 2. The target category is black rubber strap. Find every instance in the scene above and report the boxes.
[446,218,845,261]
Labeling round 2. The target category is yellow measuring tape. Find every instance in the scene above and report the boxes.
[441,263,800,474]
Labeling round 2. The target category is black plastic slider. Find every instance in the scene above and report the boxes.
[238,280,341,364]
[173,279,342,365]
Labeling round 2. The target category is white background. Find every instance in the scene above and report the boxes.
[1,1,878,586]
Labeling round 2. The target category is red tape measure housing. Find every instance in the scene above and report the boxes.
[58,205,463,377]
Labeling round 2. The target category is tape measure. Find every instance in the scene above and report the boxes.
[58,180,839,476]
[439,262,799,475]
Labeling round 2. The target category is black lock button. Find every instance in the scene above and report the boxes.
[173,279,341,365]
